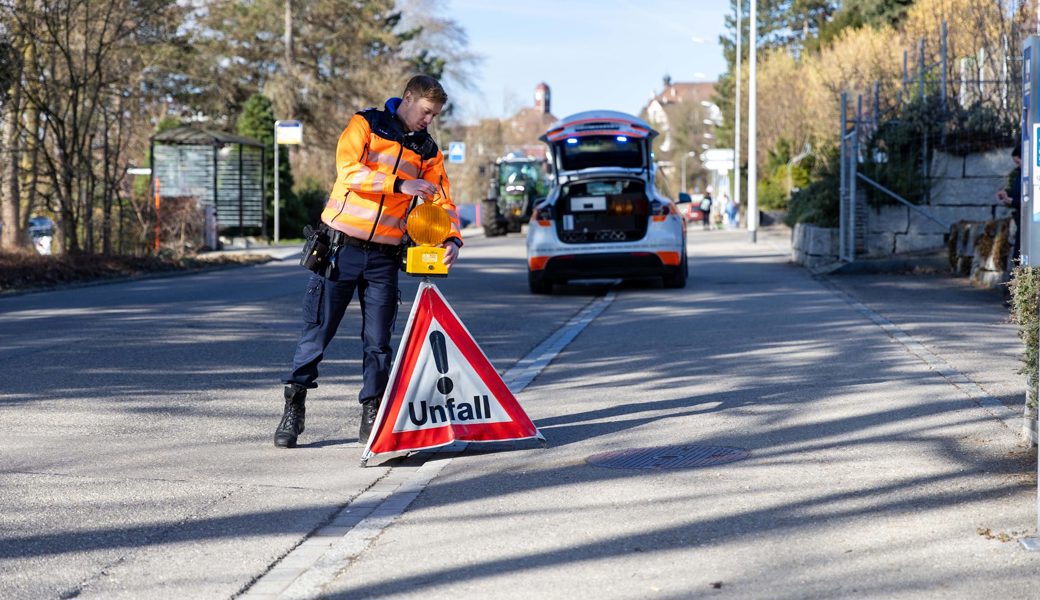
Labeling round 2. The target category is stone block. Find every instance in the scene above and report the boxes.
[971,268,1009,288]
[964,147,1015,177]
[894,232,946,254]
[952,221,984,259]
[912,206,997,236]
[868,205,908,234]
[791,223,805,251]
[954,255,972,276]
[907,210,950,235]
[930,150,964,178]
[792,224,838,264]
[864,232,896,257]
[930,177,1005,206]
[805,225,837,256]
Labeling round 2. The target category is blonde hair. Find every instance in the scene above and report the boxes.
[404,75,448,104]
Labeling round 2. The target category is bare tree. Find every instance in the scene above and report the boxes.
[0,8,25,249]
[2,0,183,254]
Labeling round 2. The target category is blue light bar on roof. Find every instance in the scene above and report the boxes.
[567,138,578,144]
[616,136,628,142]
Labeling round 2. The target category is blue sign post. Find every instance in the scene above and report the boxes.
[1021,37,1040,552]
[448,141,465,164]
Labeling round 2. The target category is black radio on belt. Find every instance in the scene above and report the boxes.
[300,225,332,273]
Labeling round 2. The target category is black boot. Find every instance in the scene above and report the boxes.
[358,399,380,445]
[274,384,307,448]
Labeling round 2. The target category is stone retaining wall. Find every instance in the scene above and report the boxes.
[864,148,1015,257]
[791,223,838,269]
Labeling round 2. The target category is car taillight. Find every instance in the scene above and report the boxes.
[608,197,635,215]
[649,200,670,216]
[532,204,553,225]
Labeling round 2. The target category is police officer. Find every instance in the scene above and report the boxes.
[275,75,462,448]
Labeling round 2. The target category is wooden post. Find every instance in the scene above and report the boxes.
[154,178,161,253]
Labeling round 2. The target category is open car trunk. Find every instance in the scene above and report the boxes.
[554,178,649,243]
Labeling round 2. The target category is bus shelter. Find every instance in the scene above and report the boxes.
[150,126,267,244]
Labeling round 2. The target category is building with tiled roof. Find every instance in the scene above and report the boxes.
[644,77,717,153]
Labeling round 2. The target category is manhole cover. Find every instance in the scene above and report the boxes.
[586,445,750,470]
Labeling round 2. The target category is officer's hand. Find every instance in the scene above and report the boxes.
[442,242,459,267]
[401,179,437,197]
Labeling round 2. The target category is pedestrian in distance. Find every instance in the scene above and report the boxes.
[722,193,738,229]
[699,189,713,231]
[995,144,1022,265]
[275,75,463,449]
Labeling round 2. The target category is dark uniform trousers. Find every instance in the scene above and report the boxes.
[283,243,399,404]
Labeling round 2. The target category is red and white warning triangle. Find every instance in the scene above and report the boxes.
[362,281,544,462]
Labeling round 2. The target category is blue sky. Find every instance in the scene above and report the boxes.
[442,0,731,123]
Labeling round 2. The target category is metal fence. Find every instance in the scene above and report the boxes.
[838,21,1020,262]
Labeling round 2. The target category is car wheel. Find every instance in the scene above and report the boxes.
[663,251,687,289]
[528,270,552,294]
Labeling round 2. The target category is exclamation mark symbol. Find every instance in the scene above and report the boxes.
[429,331,453,395]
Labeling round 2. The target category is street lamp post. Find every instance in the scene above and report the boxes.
[735,0,742,227]
[748,0,758,243]
[681,152,697,193]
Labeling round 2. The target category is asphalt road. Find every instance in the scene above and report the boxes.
[1,228,1038,599]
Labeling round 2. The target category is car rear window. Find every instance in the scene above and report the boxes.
[559,135,643,171]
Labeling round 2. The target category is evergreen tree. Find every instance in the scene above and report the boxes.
[237,93,308,238]
[818,0,914,45]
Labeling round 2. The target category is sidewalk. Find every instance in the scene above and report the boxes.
[759,225,1028,433]
[291,227,1040,599]
[203,243,302,261]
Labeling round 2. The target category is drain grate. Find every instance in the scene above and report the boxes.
[587,445,750,470]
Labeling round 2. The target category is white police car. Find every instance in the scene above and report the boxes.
[526,110,689,294]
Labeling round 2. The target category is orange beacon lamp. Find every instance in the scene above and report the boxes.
[404,201,452,277]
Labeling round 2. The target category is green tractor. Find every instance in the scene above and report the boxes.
[481,154,549,237]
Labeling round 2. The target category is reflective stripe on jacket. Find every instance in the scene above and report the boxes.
[321,98,461,246]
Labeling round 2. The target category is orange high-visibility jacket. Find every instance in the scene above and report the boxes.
[321,98,462,246]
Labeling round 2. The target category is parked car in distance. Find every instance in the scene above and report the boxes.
[526,110,689,294]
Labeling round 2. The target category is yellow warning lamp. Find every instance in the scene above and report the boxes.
[405,201,452,277]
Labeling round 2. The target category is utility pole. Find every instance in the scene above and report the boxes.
[748,0,758,243]
[284,0,294,65]
[734,0,742,222]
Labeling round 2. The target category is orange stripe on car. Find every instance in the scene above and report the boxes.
[656,251,681,266]
[528,256,550,271]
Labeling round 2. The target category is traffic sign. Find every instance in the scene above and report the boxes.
[448,141,466,163]
[705,160,735,171]
[275,120,303,145]
[361,281,543,463]
[702,148,734,162]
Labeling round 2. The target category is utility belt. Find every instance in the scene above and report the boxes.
[324,226,402,257]
[300,224,402,275]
